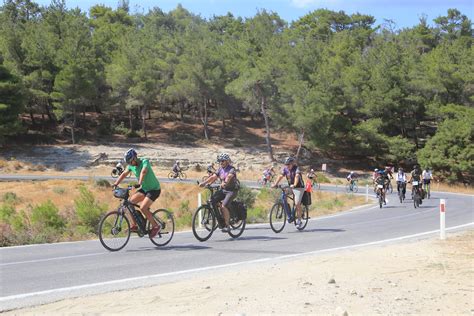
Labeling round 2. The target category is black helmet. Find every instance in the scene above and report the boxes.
[284,156,295,165]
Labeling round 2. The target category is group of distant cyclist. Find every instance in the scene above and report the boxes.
[366,165,434,208]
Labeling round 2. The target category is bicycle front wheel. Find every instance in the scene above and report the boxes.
[352,183,358,193]
[192,205,216,242]
[228,220,246,238]
[269,202,286,233]
[296,205,309,231]
[98,210,131,251]
[148,209,175,247]
[111,170,119,178]
[179,172,187,180]
[345,183,351,193]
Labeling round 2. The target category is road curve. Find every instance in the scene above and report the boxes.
[0,175,472,311]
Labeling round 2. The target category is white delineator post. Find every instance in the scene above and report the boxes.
[440,199,446,240]
[365,184,369,202]
[198,193,202,228]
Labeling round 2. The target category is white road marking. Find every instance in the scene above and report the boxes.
[1,222,472,302]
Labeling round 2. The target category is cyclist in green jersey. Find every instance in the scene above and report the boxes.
[113,148,161,238]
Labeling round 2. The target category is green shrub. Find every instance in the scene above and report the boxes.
[237,185,257,208]
[2,192,19,204]
[112,121,129,135]
[179,200,190,213]
[316,173,330,183]
[95,179,111,188]
[53,187,66,194]
[175,210,192,229]
[247,206,268,223]
[10,210,27,231]
[30,200,65,230]
[74,186,107,233]
[126,129,141,138]
[0,203,15,222]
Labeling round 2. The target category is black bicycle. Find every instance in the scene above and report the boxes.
[192,184,246,242]
[269,185,309,233]
[375,183,386,208]
[98,186,175,251]
[411,180,422,208]
[397,181,406,203]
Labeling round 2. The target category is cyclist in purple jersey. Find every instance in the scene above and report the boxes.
[199,153,239,232]
[272,156,305,228]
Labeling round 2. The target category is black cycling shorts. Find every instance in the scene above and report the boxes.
[212,189,237,208]
[423,179,431,184]
[137,189,161,201]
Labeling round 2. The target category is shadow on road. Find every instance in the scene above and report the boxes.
[290,228,345,234]
[126,244,211,252]
[215,235,287,242]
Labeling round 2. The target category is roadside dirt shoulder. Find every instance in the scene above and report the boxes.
[7,230,473,315]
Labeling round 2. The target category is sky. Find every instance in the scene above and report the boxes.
[33,0,473,29]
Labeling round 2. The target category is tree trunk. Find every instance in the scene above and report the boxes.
[200,98,209,140]
[179,101,184,121]
[29,108,36,125]
[71,107,77,144]
[129,108,133,131]
[45,101,53,122]
[295,130,305,162]
[141,105,148,140]
[256,83,274,161]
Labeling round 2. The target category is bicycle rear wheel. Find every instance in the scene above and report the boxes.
[167,172,175,180]
[98,210,131,251]
[148,209,175,247]
[296,205,309,231]
[228,220,246,238]
[192,205,216,242]
[269,202,286,233]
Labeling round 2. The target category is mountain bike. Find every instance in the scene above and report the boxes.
[411,180,422,208]
[168,170,187,180]
[397,181,406,203]
[98,186,175,251]
[345,180,358,193]
[257,174,274,187]
[269,185,309,233]
[375,184,386,208]
[192,183,246,242]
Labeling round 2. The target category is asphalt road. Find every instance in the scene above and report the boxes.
[0,175,472,311]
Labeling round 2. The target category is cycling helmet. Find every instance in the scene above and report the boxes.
[310,169,314,172]
[217,153,230,162]
[124,148,137,164]
[284,157,295,165]
[350,171,354,174]
[413,164,419,170]
[374,168,378,172]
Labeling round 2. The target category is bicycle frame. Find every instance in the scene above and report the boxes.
[202,185,226,229]
[279,187,296,220]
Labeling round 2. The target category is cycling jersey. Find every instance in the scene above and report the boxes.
[127,159,160,191]
[263,169,272,177]
[411,170,421,182]
[282,165,304,188]
[396,172,406,182]
[216,165,238,191]
[422,170,432,180]
[172,164,180,173]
